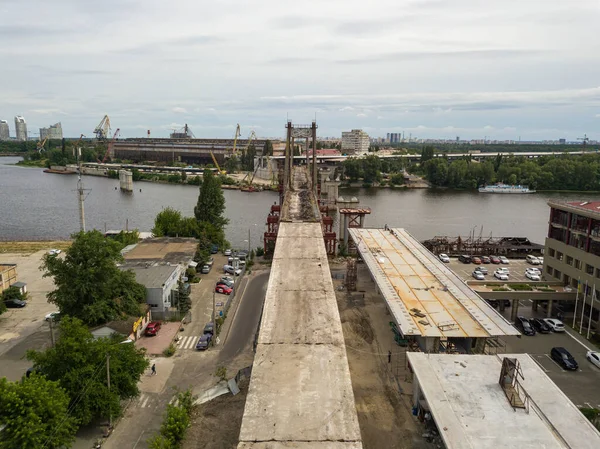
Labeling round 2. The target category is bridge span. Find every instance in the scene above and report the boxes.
[237,166,362,448]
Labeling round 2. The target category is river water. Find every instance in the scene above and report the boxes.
[2,156,600,247]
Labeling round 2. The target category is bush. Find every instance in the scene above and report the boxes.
[163,344,176,357]
[186,267,196,278]
[390,173,405,185]
[256,247,265,257]
[107,170,119,179]
[215,317,224,335]
[510,284,534,291]
[492,287,510,292]
[148,390,194,448]
[191,276,200,283]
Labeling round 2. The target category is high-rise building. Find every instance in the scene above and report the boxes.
[544,200,600,328]
[39,122,63,140]
[386,132,400,143]
[342,129,370,155]
[14,116,27,141]
[0,120,9,140]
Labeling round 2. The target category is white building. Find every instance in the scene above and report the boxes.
[125,264,182,313]
[39,122,63,140]
[0,120,9,140]
[341,129,370,155]
[14,116,27,141]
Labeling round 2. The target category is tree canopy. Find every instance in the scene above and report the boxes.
[0,374,78,449]
[194,170,228,229]
[26,317,149,426]
[42,230,146,326]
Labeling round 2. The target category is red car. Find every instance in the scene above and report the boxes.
[145,321,161,336]
[490,256,501,264]
[215,285,233,295]
[472,256,482,264]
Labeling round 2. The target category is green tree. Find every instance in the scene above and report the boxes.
[420,146,435,164]
[153,207,184,237]
[342,158,362,181]
[194,170,228,230]
[109,230,140,249]
[41,231,146,326]
[26,317,149,426]
[241,144,256,171]
[390,173,405,185]
[362,154,382,183]
[224,155,240,174]
[0,375,78,449]
[1,286,25,303]
[177,279,191,314]
[263,139,274,156]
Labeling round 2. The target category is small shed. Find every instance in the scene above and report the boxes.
[11,281,27,294]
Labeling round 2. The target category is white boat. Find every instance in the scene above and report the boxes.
[478,183,536,194]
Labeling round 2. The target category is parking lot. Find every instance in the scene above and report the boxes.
[446,257,543,283]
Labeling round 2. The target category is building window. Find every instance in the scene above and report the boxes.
[556,252,563,261]
[574,259,582,270]
[554,268,562,279]
[586,264,595,275]
[596,268,600,279]
[546,265,553,275]
[566,256,573,266]
[548,248,556,257]
[564,274,571,285]
[571,278,578,288]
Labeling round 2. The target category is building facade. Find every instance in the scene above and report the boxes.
[14,116,27,141]
[341,129,370,155]
[39,122,63,140]
[0,120,9,140]
[386,132,400,143]
[544,200,600,327]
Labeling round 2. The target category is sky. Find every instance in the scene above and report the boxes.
[1,0,599,141]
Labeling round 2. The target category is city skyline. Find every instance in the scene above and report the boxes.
[1,0,599,140]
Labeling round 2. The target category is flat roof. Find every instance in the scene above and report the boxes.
[123,237,196,264]
[350,228,518,338]
[549,199,600,217]
[122,265,178,289]
[408,353,600,449]
[238,222,362,447]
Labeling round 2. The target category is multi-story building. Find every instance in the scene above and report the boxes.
[544,200,600,327]
[341,129,370,155]
[39,122,63,140]
[386,132,400,143]
[0,120,9,140]
[14,116,27,141]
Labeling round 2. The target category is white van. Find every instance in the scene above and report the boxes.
[526,255,540,265]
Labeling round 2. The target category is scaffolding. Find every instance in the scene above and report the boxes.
[346,258,357,291]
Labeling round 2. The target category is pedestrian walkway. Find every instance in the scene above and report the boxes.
[178,335,201,350]
[135,392,157,409]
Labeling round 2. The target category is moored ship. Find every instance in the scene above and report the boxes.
[478,183,535,194]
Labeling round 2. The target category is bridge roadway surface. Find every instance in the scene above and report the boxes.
[237,167,362,448]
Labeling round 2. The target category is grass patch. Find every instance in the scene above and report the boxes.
[492,287,511,292]
[536,287,556,292]
[510,284,534,291]
[0,240,72,254]
[163,343,176,357]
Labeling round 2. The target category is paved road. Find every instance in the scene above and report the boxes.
[220,271,269,361]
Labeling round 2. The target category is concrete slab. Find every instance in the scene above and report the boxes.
[135,322,180,356]
[239,344,361,443]
[239,443,363,449]
[258,289,345,345]
[273,236,328,260]
[269,258,331,292]
[277,222,323,239]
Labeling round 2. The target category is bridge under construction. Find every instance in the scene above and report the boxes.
[237,122,362,448]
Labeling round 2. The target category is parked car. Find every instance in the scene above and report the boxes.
[47,249,61,255]
[238,250,249,260]
[515,316,536,336]
[438,253,450,263]
[496,267,510,275]
[201,265,211,274]
[145,321,162,336]
[203,322,214,335]
[494,270,509,281]
[206,257,214,267]
[3,298,26,308]
[530,318,552,333]
[215,285,233,295]
[475,266,488,275]
[550,347,578,370]
[525,267,541,275]
[210,244,219,254]
[543,318,565,332]
[217,279,234,289]
[586,351,600,369]
[44,311,61,322]
[526,255,540,265]
[223,265,242,276]
[220,276,234,283]
[481,256,491,264]
[499,256,510,264]
[196,333,212,350]
[487,300,499,308]
[458,255,471,264]
[472,256,482,265]
[525,271,541,281]
[490,256,501,264]
[538,257,544,264]
[223,249,232,256]
[472,271,485,280]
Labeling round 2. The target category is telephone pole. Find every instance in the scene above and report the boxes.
[49,318,55,347]
[76,146,90,232]
[106,353,112,428]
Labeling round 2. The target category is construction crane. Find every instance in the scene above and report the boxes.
[73,134,85,159]
[231,124,241,156]
[210,150,226,175]
[578,134,589,150]
[36,137,48,153]
[98,128,120,163]
[93,115,111,140]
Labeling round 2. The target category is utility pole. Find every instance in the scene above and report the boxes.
[248,228,251,254]
[76,146,90,232]
[49,318,55,347]
[106,353,112,428]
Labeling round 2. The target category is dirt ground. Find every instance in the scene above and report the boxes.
[332,261,433,449]
[0,240,71,254]
[183,378,248,449]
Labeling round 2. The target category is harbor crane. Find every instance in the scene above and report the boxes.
[94,115,111,140]
[578,134,589,150]
[231,124,241,155]
[98,128,120,163]
[36,137,48,153]
[210,150,226,175]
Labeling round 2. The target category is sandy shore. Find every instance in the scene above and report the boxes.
[0,241,72,254]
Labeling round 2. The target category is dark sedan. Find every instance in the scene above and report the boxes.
[3,298,26,308]
[515,316,536,336]
[203,322,214,335]
[530,318,551,333]
[196,333,212,350]
[551,347,578,370]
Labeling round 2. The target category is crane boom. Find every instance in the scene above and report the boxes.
[94,115,111,140]
[102,128,120,163]
[210,150,226,174]
[37,137,48,153]
[232,124,241,155]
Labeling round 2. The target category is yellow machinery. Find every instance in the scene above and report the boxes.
[36,137,48,153]
[232,124,241,156]
[210,150,226,175]
[93,115,111,140]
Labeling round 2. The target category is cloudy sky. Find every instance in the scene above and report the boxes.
[1,0,599,140]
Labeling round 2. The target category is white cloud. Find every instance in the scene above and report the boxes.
[356,113,367,117]
[171,107,187,114]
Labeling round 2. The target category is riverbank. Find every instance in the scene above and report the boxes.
[0,241,72,254]
[16,159,46,168]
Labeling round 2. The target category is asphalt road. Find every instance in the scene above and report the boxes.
[219,271,269,361]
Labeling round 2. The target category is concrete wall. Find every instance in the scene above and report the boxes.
[0,264,17,293]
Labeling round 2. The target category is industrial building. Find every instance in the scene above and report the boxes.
[14,116,27,141]
[0,264,18,294]
[39,122,63,140]
[349,228,519,353]
[408,353,600,449]
[0,120,9,140]
[544,200,600,329]
[341,129,370,155]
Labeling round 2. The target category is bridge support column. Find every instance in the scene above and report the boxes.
[532,300,538,312]
[510,299,519,322]
[546,299,553,317]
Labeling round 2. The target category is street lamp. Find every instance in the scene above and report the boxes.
[245,224,258,255]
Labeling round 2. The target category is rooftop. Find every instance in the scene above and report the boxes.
[549,200,600,216]
[349,228,518,338]
[123,264,178,289]
[408,353,600,449]
[122,237,196,264]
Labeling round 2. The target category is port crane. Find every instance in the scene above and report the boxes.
[94,115,111,140]
[210,150,226,175]
[98,128,120,163]
[578,134,589,150]
[36,137,48,153]
[231,124,241,156]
